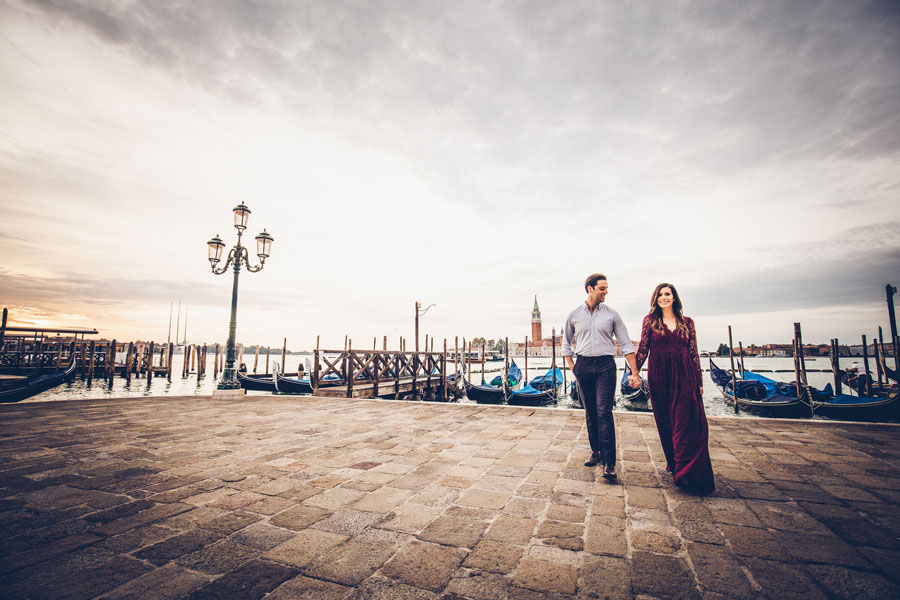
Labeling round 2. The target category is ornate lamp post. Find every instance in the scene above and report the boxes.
[207,203,273,392]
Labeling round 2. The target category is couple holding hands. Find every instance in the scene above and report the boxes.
[563,273,715,495]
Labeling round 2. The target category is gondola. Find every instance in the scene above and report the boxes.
[813,391,900,420]
[569,381,583,409]
[840,368,895,396]
[463,378,506,404]
[508,367,564,407]
[619,366,651,411]
[708,358,811,417]
[530,367,563,393]
[0,357,78,403]
[445,371,466,400]
[274,372,312,394]
[813,380,900,421]
[464,361,522,404]
[237,371,277,392]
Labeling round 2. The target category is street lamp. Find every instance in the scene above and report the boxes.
[207,203,273,392]
[415,301,436,353]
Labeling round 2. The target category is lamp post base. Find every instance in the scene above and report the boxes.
[212,388,246,400]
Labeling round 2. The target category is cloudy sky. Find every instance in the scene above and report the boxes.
[1,0,898,351]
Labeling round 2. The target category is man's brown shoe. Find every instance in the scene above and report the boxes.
[602,464,617,480]
[584,453,601,467]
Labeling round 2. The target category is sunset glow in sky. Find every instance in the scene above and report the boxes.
[2,1,898,350]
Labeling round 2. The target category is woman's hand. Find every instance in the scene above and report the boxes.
[699,386,704,396]
[628,373,641,388]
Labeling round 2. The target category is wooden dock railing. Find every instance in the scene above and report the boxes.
[313,348,448,400]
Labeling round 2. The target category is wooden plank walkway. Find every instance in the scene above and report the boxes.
[1,395,898,599]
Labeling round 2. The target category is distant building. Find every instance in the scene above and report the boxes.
[757,344,793,357]
[531,296,542,346]
[846,342,895,357]
[510,296,563,357]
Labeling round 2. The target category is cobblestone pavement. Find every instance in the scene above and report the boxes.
[1,395,899,599]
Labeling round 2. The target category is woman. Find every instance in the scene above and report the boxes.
[635,283,714,494]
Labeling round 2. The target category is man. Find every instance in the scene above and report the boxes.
[564,273,641,479]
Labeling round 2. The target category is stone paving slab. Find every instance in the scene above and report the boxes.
[1,395,899,599]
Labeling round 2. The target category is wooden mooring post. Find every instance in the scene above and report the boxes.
[551,328,558,398]
[347,340,355,398]
[167,343,174,381]
[442,338,448,402]
[481,343,486,384]
[79,339,87,379]
[87,340,96,384]
[312,337,320,395]
[107,339,116,385]
[830,339,843,396]
[794,323,813,417]
[410,340,417,401]
[394,348,401,399]
[727,327,739,414]
[873,334,883,385]
[861,334,872,397]
[125,342,134,383]
[524,336,528,384]
[887,284,898,367]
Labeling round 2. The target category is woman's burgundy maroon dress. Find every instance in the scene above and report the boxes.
[635,315,714,494]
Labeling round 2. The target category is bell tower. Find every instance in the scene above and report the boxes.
[531,295,542,344]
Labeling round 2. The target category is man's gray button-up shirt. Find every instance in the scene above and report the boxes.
[563,303,635,358]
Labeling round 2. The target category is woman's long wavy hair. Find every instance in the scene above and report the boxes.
[649,282,688,337]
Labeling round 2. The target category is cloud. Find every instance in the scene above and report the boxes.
[23,1,899,175]
[687,222,900,316]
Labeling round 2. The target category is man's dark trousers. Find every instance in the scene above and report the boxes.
[573,355,617,467]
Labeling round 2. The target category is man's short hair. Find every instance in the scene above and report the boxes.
[584,273,607,292]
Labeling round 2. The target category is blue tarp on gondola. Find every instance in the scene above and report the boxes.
[530,367,563,390]
[490,361,522,387]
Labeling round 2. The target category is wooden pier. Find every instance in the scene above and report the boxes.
[0,308,464,401]
[312,347,451,400]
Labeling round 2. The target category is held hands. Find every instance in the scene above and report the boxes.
[627,373,641,388]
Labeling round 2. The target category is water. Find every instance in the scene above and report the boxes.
[20,353,897,421]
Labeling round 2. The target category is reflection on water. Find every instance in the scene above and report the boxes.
[22,354,896,421]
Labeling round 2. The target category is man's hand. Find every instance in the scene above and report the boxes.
[627,373,641,389]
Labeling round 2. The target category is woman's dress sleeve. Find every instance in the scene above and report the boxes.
[687,317,702,383]
[635,315,652,372]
